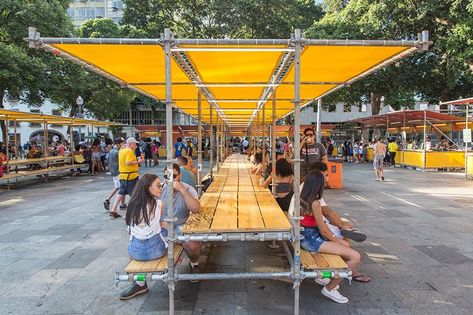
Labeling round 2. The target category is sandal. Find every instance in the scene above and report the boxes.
[352,274,371,282]
[340,229,367,242]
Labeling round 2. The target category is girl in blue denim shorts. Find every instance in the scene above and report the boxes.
[300,171,361,304]
[119,174,168,300]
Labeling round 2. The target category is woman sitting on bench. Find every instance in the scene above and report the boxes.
[299,171,361,304]
[119,173,168,300]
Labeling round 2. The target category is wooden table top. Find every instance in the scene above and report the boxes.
[184,154,291,234]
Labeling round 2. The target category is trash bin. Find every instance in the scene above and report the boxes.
[327,160,343,189]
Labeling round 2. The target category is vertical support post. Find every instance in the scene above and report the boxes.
[292,28,302,315]
[197,91,203,196]
[70,123,75,168]
[262,102,266,174]
[5,115,9,163]
[210,105,214,177]
[423,109,427,170]
[44,120,48,158]
[466,104,469,178]
[163,28,175,315]
[271,91,277,195]
[13,120,17,159]
[216,113,220,172]
[316,99,322,143]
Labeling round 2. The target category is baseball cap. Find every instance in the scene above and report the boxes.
[114,137,125,144]
[126,137,139,144]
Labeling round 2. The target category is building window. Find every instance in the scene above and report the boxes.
[344,104,351,112]
[328,104,336,112]
[29,109,42,127]
[51,109,62,127]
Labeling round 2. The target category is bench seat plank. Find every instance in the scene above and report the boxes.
[300,250,349,270]
[125,245,183,273]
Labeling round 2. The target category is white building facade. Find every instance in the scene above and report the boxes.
[67,0,124,28]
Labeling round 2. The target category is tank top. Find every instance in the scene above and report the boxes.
[301,215,317,227]
[130,200,164,240]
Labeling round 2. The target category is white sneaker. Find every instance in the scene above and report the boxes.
[315,278,339,290]
[321,287,349,304]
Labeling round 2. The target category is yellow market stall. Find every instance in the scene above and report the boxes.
[350,109,469,170]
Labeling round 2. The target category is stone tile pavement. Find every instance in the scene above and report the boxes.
[0,159,472,314]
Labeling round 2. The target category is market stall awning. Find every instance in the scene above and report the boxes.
[346,110,463,127]
[440,97,473,106]
[28,28,430,128]
[0,108,122,127]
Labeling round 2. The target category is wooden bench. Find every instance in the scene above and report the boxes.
[0,164,78,181]
[125,245,184,273]
[300,250,348,270]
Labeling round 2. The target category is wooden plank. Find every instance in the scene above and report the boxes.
[210,192,238,232]
[301,249,318,269]
[238,192,265,230]
[155,245,184,270]
[311,253,331,268]
[184,193,220,233]
[321,253,348,269]
[255,194,291,231]
[125,245,183,273]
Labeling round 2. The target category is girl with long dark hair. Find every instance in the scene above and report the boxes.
[120,173,168,300]
[299,171,361,304]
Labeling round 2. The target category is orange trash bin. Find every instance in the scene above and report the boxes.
[327,160,343,189]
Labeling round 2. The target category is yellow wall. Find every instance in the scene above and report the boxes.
[467,154,473,176]
[425,152,465,168]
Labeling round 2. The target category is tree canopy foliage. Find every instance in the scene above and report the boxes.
[1,0,472,143]
[307,0,473,114]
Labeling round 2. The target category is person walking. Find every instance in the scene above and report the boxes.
[109,137,143,218]
[103,137,126,212]
[388,139,398,167]
[174,137,187,158]
[373,138,386,181]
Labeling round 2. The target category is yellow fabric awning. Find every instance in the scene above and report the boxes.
[44,38,419,127]
[0,108,121,127]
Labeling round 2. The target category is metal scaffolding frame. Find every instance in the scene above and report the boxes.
[26,27,431,314]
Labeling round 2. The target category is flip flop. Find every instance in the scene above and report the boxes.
[340,229,367,242]
[352,274,371,282]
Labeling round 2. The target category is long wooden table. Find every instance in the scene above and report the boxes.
[184,154,291,234]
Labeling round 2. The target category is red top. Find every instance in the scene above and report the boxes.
[301,215,317,227]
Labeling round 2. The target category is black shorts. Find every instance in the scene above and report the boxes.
[119,178,138,196]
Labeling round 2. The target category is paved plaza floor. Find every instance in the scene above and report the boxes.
[1,159,472,314]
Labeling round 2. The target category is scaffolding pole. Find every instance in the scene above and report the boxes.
[292,28,302,315]
[210,105,214,178]
[271,91,277,196]
[163,28,176,315]
[216,114,220,172]
[197,91,203,196]
[316,99,322,143]
[262,100,266,176]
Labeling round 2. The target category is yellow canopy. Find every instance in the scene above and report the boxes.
[0,108,121,127]
[38,34,424,129]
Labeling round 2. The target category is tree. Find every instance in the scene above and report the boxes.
[122,0,324,38]
[0,0,72,141]
[307,0,473,114]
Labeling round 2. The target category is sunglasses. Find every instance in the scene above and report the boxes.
[305,133,314,137]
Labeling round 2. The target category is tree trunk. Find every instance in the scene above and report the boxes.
[439,89,449,111]
[0,89,6,143]
[370,92,382,115]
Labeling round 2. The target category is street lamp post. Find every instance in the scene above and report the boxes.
[76,96,84,143]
